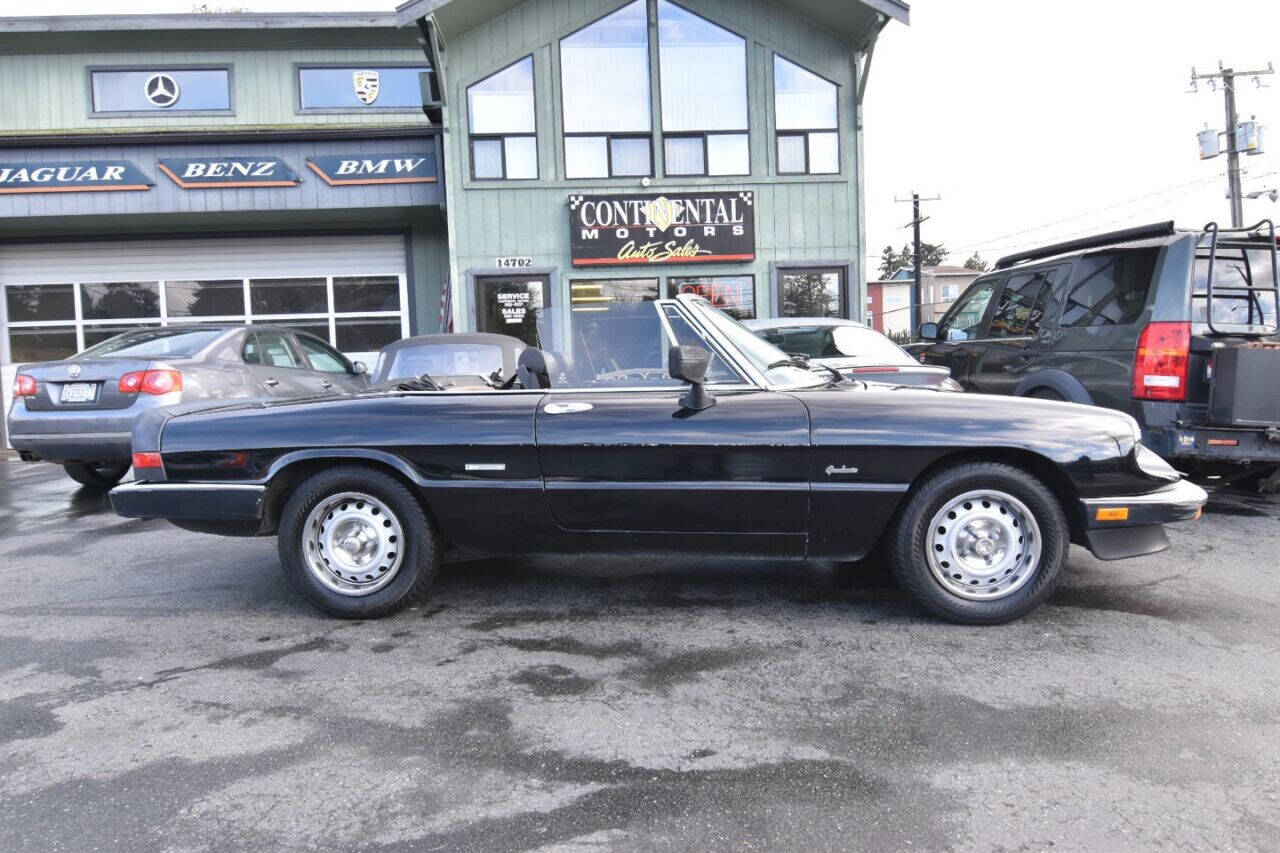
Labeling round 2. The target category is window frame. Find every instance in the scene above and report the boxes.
[86,64,235,119]
[563,132,654,179]
[472,273,552,347]
[936,276,1005,342]
[467,55,539,182]
[293,61,432,115]
[655,0,752,178]
[295,331,357,375]
[666,274,756,319]
[771,53,841,176]
[772,265,850,319]
[986,269,1057,340]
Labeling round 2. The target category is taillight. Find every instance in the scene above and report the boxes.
[119,370,183,395]
[132,452,164,470]
[1132,322,1191,401]
[13,374,37,399]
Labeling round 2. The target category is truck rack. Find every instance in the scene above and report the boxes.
[1200,219,1280,335]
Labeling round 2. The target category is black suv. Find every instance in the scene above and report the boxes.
[912,220,1280,479]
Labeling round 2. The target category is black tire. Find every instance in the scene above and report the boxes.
[63,462,130,488]
[1026,388,1065,402]
[277,466,439,619]
[887,461,1069,625]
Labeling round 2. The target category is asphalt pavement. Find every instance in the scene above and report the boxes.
[1,459,1278,851]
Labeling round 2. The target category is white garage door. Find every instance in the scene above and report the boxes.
[1,234,410,421]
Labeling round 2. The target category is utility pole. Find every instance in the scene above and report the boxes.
[1191,62,1274,227]
[894,192,940,335]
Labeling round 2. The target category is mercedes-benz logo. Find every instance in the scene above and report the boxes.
[144,73,180,108]
[67,364,82,378]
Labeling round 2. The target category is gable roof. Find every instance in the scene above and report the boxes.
[397,0,908,46]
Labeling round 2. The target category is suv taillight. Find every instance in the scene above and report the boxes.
[1132,322,1191,401]
[13,374,37,399]
[119,370,184,395]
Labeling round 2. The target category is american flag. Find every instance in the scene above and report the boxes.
[438,279,454,333]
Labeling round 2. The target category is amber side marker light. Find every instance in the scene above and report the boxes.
[132,452,164,469]
[1207,438,1239,447]
[1096,507,1130,522]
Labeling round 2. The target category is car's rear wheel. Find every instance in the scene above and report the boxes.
[887,461,1069,624]
[63,462,130,488]
[277,466,439,618]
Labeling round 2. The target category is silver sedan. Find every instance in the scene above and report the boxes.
[8,325,368,487]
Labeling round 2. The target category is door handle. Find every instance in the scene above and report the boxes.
[321,381,334,389]
[544,401,593,415]
[263,378,280,387]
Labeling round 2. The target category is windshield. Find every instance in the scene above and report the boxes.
[78,328,223,358]
[1193,246,1279,334]
[755,324,915,365]
[688,300,826,388]
[383,343,505,382]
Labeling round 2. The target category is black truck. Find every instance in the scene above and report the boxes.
[913,220,1280,483]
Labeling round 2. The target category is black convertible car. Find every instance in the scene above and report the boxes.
[110,295,1207,624]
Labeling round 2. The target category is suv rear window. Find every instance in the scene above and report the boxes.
[1060,248,1157,328]
[1193,247,1279,334]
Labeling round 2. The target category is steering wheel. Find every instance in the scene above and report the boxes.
[594,367,670,383]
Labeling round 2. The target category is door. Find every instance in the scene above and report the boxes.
[533,301,810,550]
[294,332,368,393]
[241,331,315,397]
[474,275,549,347]
[915,276,1002,386]
[967,268,1059,396]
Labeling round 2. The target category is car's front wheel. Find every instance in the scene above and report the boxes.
[887,461,1069,624]
[63,462,130,488]
[277,466,439,618]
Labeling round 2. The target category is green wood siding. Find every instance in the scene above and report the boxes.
[0,47,432,134]
[440,0,866,325]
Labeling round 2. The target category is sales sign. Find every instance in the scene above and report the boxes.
[306,153,438,186]
[568,191,755,267]
[0,160,152,194]
[157,157,301,189]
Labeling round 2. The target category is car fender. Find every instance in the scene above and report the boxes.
[1013,369,1095,405]
[264,447,424,487]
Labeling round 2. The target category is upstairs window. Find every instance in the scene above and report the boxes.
[297,65,429,111]
[657,1,749,177]
[560,0,652,179]
[90,67,231,114]
[774,55,839,174]
[468,57,538,180]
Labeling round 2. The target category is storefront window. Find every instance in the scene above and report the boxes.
[90,68,231,113]
[779,268,844,317]
[774,55,839,175]
[8,327,78,363]
[561,0,652,179]
[668,276,755,319]
[468,57,537,180]
[297,66,429,110]
[476,276,548,347]
[80,282,160,320]
[335,318,401,353]
[334,276,400,312]
[165,280,245,318]
[571,279,659,311]
[658,1,749,177]
[250,278,327,315]
[5,284,74,323]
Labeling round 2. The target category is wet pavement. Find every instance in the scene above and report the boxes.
[1,458,1278,851]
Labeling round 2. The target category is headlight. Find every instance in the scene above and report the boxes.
[1136,445,1179,481]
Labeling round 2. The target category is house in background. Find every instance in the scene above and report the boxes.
[867,264,981,336]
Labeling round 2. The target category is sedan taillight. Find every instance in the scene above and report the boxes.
[119,370,184,395]
[1132,322,1190,401]
[132,452,164,470]
[13,374,37,399]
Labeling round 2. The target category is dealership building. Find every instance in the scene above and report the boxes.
[0,0,906,433]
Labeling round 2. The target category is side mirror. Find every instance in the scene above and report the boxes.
[918,322,939,342]
[668,345,716,411]
[352,361,368,376]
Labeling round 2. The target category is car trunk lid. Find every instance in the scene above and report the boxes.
[16,358,162,412]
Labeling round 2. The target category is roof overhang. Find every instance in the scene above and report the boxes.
[0,12,399,33]
[397,0,907,47]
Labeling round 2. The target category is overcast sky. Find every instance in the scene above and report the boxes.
[18,0,1280,274]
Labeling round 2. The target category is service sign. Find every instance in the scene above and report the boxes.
[306,153,438,186]
[157,157,301,189]
[569,191,755,267]
[0,161,152,194]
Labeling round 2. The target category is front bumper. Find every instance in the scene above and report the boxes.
[1078,479,1208,561]
[109,481,266,521]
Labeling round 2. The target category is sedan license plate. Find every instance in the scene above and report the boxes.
[60,382,99,404]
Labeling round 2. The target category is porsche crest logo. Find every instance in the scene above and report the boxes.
[353,70,381,105]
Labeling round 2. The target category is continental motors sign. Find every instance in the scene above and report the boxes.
[569,191,755,267]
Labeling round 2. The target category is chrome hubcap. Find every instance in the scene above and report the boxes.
[302,492,404,597]
[926,489,1042,601]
